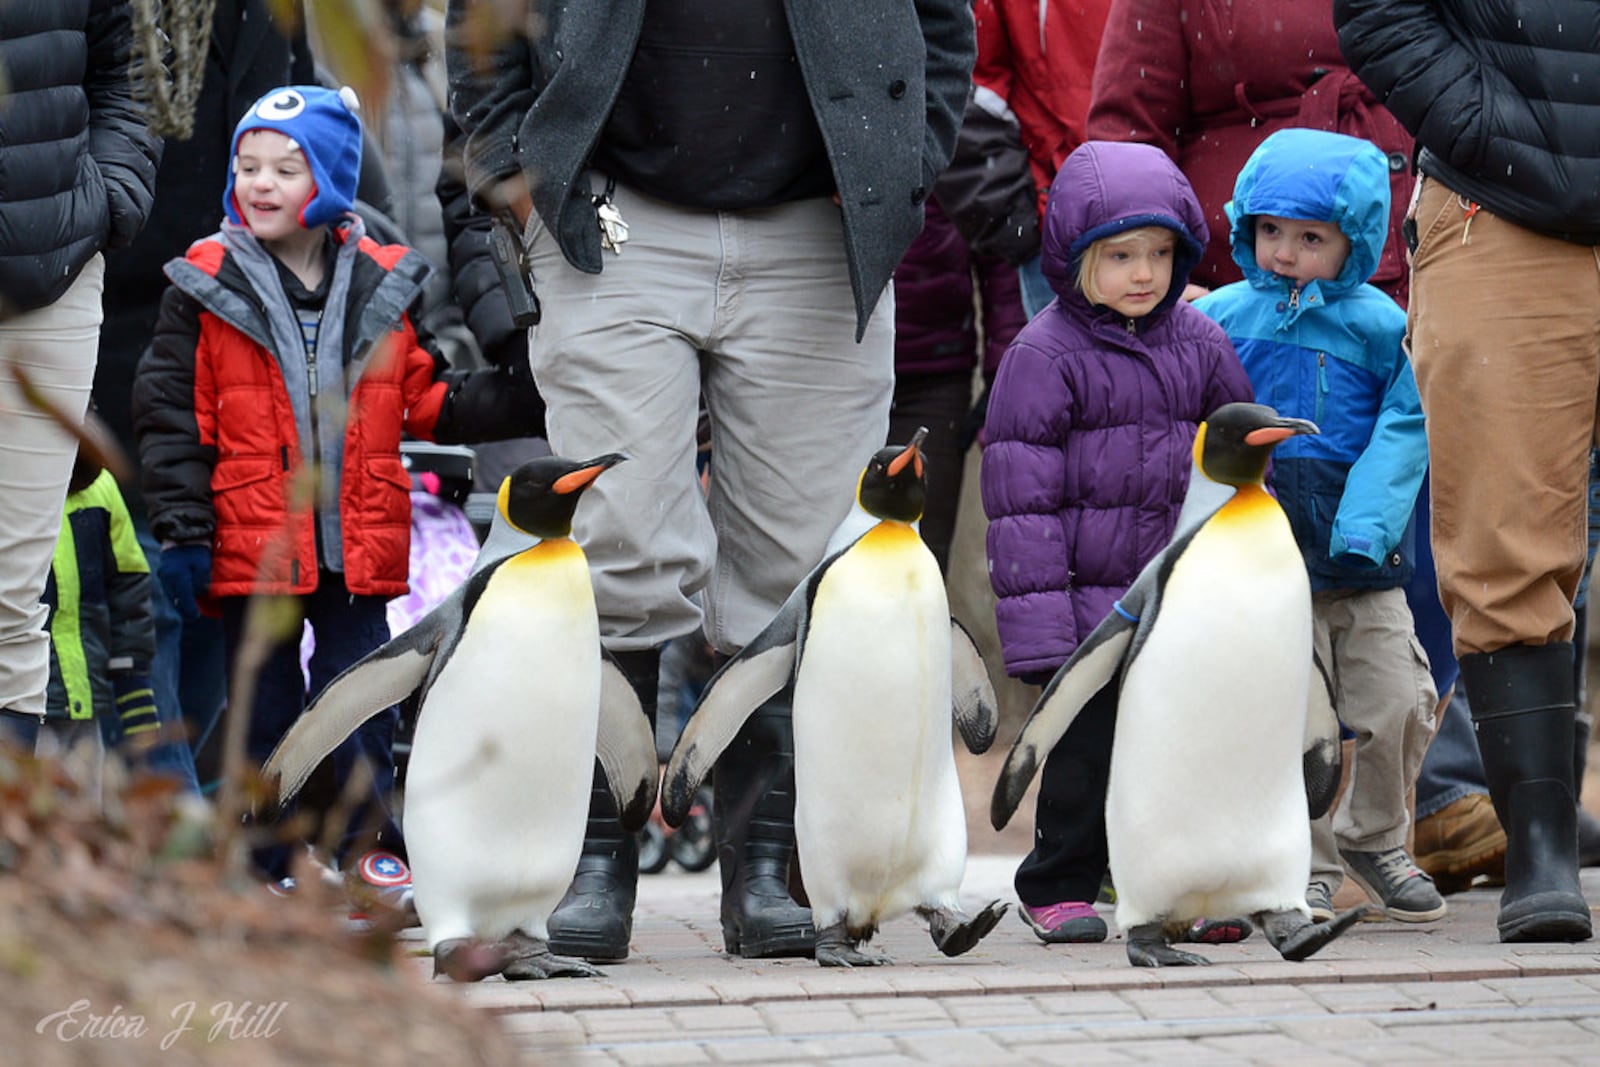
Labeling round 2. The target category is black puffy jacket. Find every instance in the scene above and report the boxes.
[0,0,161,312]
[1335,0,1600,244]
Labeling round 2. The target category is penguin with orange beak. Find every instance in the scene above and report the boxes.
[662,429,1007,966]
[992,403,1366,967]
[264,454,659,981]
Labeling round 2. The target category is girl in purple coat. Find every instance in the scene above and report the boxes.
[981,141,1253,943]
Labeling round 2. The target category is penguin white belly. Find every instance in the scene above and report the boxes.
[1107,509,1312,930]
[404,545,602,948]
[792,524,967,930]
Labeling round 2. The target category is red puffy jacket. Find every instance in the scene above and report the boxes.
[134,224,452,599]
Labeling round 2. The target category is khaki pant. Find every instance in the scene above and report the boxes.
[0,256,104,717]
[1310,587,1437,890]
[1407,176,1600,656]
[522,179,895,653]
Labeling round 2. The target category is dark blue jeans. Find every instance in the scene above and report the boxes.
[111,528,206,794]
[222,572,403,881]
[0,709,41,751]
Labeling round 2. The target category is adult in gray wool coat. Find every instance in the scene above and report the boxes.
[445,0,973,966]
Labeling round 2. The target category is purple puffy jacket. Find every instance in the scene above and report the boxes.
[980,141,1253,678]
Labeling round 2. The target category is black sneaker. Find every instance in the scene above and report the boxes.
[1339,846,1447,923]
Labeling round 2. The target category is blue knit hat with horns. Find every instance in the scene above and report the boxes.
[224,85,363,230]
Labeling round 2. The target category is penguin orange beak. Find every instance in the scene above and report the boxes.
[554,453,627,494]
[1245,417,1319,447]
[888,426,928,478]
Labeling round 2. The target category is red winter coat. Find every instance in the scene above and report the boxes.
[134,224,452,599]
[973,0,1115,219]
[1086,0,1415,304]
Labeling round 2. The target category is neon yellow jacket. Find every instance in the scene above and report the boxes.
[44,470,155,721]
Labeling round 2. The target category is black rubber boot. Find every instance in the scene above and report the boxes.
[712,690,815,958]
[1459,643,1592,943]
[1575,711,1600,867]
[546,647,660,962]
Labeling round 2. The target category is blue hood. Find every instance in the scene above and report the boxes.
[1225,128,1393,304]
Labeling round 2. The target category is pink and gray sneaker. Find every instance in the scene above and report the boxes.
[1019,901,1108,944]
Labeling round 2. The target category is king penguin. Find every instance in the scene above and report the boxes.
[991,403,1365,967]
[661,429,1009,967]
[263,454,659,981]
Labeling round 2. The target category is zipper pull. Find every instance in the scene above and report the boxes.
[1287,285,1301,311]
[1125,317,1136,335]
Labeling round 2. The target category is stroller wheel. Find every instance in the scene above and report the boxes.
[670,788,716,872]
[637,822,670,875]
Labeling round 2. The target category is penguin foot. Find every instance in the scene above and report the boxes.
[1182,915,1254,945]
[921,900,1010,957]
[1126,923,1211,967]
[499,930,603,980]
[1260,905,1368,962]
[431,938,506,983]
[815,922,892,967]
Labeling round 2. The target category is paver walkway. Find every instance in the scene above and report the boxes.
[414,859,1600,1065]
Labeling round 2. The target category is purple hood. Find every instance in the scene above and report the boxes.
[1040,141,1209,323]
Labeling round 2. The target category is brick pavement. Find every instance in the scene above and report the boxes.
[411,859,1600,1065]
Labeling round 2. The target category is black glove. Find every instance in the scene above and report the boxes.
[158,544,212,621]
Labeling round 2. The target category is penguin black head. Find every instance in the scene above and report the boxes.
[1195,403,1319,487]
[498,453,627,538]
[857,427,928,523]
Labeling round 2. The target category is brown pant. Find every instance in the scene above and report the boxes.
[1309,587,1437,891]
[1406,176,1600,656]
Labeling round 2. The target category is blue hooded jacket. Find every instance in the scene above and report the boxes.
[1196,128,1426,592]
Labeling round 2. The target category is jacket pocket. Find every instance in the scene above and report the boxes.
[211,456,276,494]
[210,457,287,582]
[365,457,415,527]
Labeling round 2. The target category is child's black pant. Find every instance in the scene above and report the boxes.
[1013,681,1118,907]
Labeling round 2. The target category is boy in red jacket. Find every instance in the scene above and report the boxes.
[133,85,541,898]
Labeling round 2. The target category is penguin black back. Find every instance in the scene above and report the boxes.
[857,427,928,523]
[500,453,626,539]
[1195,403,1319,487]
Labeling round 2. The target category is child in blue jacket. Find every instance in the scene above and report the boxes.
[1197,128,1441,925]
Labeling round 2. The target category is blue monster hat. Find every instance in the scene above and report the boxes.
[224,85,363,230]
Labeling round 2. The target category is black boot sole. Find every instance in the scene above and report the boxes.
[1498,891,1593,943]
[723,914,816,958]
[547,919,632,961]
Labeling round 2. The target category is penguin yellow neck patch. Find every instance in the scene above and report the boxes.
[1213,484,1282,527]
[508,537,585,569]
[861,520,920,550]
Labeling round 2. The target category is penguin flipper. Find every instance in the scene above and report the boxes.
[950,617,998,754]
[1303,647,1343,819]
[660,626,799,826]
[598,651,661,832]
[990,617,1134,831]
[263,616,444,805]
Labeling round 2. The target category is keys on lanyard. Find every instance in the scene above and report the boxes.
[594,176,629,254]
